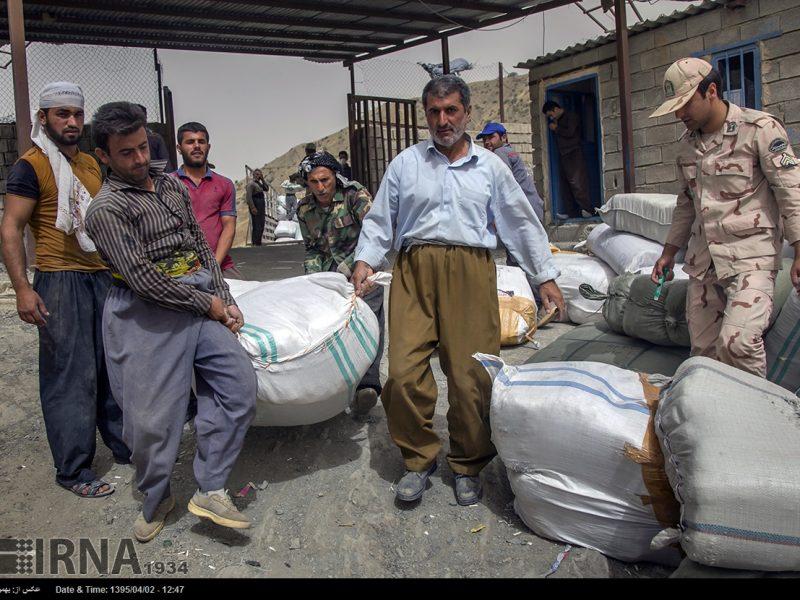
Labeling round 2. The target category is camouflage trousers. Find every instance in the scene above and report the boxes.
[687,268,777,377]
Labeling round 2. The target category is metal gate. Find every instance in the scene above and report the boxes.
[347,94,419,196]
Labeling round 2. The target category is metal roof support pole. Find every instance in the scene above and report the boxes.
[8,0,32,155]
[499,62,505,123]
[154,49,165,124]
[441,36,450,74]
[614,0,635,192]
[349,63,356,96]
[163,86,178,170]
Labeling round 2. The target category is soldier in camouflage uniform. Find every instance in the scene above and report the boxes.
[297,151,384,414]
[651,58,800,378]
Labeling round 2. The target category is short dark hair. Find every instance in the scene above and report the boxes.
[541,100,560,114]
[422,74,471,109]
[698,68,723,99]
[177,121,209,144]
[136,104,148,118]
[92,102,147,152]
[338,150,348,159]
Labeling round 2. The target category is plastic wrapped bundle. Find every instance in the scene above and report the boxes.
[656,356,800,571]
[496,265,537,346]
[477,354,681,565]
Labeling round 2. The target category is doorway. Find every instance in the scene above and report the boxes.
[545,74,604,223]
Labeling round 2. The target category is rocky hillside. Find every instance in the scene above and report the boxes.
[233,72,531,246]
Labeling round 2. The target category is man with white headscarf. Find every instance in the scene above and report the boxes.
[0,82,131,499]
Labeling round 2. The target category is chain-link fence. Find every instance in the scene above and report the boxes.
[0,42,161,123]
[353,58,512,101]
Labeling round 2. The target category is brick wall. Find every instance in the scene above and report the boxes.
[526,0,800,227]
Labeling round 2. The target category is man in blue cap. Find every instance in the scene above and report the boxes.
[477,122,544,267]
[477,122,543,223]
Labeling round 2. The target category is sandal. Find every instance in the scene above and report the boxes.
[65,479,115,498]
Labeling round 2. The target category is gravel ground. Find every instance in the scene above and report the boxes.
[0,245,673,579]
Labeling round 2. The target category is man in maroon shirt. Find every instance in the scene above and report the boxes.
[172,122,241,278]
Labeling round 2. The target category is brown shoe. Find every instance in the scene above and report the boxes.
[188,490,252,529]
[133,495,175,543]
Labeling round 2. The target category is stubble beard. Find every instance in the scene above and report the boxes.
[181,151,207,169]
[430,123,466,148]
[45,121,81,146]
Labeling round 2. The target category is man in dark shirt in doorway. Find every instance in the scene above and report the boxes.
[542,101,593,220]
[136,104,173,173]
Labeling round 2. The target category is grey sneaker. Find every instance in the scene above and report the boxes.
[395,463,437,502]
[581,209,594,218]
[352,387,379,416]
[188,489,252,529]
[133,495,175,543]
[454,474,482,506]
[555,212,570,220]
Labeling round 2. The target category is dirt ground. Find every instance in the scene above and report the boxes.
[0,246,674,579]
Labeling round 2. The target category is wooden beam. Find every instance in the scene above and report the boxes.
[7,0,31,155]
[420,0,573,17]
[19,0,435,36]
[12,19,374,54]
[216,0,486,27]
[346,0,576,65]
[614,0,635,192]
[18,11,388,48]
[0,29,360,59]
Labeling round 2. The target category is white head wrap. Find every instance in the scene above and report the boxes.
[31,81,95,253]
[38,81,84,110]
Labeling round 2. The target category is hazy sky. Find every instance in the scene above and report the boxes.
[154,1,696,180]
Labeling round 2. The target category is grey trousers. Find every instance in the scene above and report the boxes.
[102,270,256,521]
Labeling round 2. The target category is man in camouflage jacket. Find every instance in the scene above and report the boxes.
[651,58,800,377]
[297,151,384,414]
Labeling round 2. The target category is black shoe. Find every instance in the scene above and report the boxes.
[395,463,437,502]
[352,387,379,416]
[454,474,482,506]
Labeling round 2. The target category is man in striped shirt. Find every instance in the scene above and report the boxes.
[85,102,256,543]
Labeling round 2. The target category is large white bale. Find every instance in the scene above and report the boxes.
[552,253,616,324]
[274,220,300,239]
[656,356,800,571]
[228,272,380,426]
[587,223,675,275]
[766,289,800,394]
[275,195,287,219]
[496,265,537,346]
[477,354,680,565]
[597,193,677,244]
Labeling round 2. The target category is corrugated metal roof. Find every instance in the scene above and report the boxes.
[0,0,577,64]
[517,0,722,69]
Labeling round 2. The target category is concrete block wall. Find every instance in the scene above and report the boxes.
[0,123,19,214]
[526,0,800,223]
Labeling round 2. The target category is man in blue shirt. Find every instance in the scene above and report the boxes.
[351,75,565,507]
